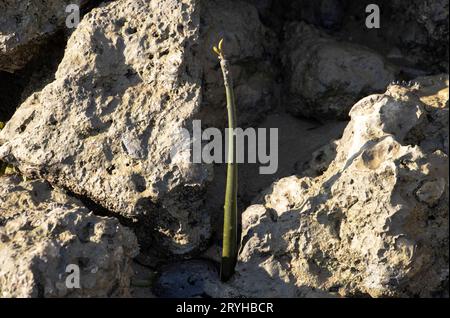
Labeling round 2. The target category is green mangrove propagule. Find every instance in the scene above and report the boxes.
[213,39,239,282]
[0,121,7,175]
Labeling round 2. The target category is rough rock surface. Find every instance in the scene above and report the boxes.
[0,175,139,297]
[0,0,210,256]
[1,0,448,299]
[284,0,345,30]
[282,22,396,119]
[389,0,449,70]
[228,75,449,297]
[0,0,83,72]
[0,0,279,257]
[298,140,339,177]
[199,0,277,127]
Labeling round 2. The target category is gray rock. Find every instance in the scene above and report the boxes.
[299,140,338,177]
[0,0,278,257]
[240,0,274,26]
[0,176,139,297]
[0,0,210,256]
[199,0,277,127]
[229,75,449,297]
[287,0,345,30]
[282,22,395,119]
[0,0,83,72]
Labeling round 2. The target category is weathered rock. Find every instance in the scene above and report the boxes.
[240,0,275,27]
[389,0,449,70]
[0,0,83,72]
[0,0,210,256]
[0,30,67,126]
[282,22,396,119]
[324,0,449,74]
[286,0,345,30]
[230,75,449,297]
[0,175,139,298]
[199,0,277,127]
[0,0,279,257]
[298,140,338,177]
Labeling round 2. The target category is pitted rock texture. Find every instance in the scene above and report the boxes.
[228,75,449,297]
[0,0,210,256]
[0,0,448,299]
[298,140,338,177]
[0,0,280,257]
[282,22,395,119]
[0,0,83,72]
[0,176,139,298]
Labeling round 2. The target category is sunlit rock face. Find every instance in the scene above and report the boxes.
[230,75,449,298]
[0,0,210,257]
[0,176,139,298]
[0,0,281,258]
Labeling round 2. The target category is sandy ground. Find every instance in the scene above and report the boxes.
[206,112,347,216]
[238,112,347,204]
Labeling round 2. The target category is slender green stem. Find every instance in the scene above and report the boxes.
[217,50,238,282]
[0,121,6,176]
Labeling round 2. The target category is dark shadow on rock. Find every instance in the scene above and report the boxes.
[0,30,67,123]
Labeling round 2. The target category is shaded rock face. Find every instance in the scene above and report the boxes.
[0,0,210,256]
[199,0,277,127]
[0,176,139,298]
[282,22,395,119]
[0,30,68,123]
[256,0,448,72]
[332,0,449,74]
[284,0,345,30]
[0,0,83,72]
[388,0,449,70]
[229,75,449,297]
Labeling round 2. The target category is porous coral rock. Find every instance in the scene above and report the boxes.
[0,176,139,297]
[230,75,449,297]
